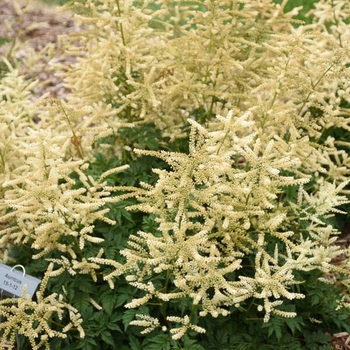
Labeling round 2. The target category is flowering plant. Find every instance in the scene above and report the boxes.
[0,0,350,348]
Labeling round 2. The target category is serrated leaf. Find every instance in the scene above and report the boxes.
[101,330,115,346]
[146,333,171,345]
[183,338,206,350]
[262,317,283,341]
[122,309,138,331]
[128,334,142,350]
[72,292,92,315]
[306,330,331,345]
[107,322,122,332]
[285,316,303,335]
[142,333,172,350]
[76,336,98,350]
[76,277,95,293]
[100,290,116,315]
[94,311,107,327]
[146,137,160,150]
[115,292,131,308]
[110,310,123,324]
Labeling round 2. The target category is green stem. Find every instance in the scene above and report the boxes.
[246,297,256,313]
[216,130,229,155]
[297,62,336,116]
[331,0,343,47]
[164,269,171,292]
[73,236,84,259]
[261,57,290,129]
[160,269,172,329]
[58,102,84,159]
[6,0,27,61]
[48,318,67,329]
[116,0,126,46]
[207,95,215,124]
[0,150,5,170]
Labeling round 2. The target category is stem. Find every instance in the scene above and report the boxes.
[6,0,28,61]
[235,85,245,108]
[0,150,5,170]
[331,0,343,47]
[261,57,290,129]
[116,0,126,46]
[207,95,215,124]
[297,62,336,116]
[47,318,67,329]
[73,236,84,259]
[160,269,172,330]
[58,101,84,159]
[164,269,171,292]
[216,130,229,155]
[189,303,198,322]
[246,297,256,313]
[245,190,252,205]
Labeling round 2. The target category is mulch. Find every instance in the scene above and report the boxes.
[0,0,78,99]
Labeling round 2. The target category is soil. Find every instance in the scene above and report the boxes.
[0,0,78,99]
[0,0,349,349]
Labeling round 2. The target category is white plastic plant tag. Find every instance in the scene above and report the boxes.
[0,264,41,298]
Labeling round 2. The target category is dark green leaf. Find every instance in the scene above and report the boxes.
[122,309,138,331]
[128,334,142,350]
[101,330,115,346]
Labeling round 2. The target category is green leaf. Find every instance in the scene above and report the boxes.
[305,330,331,347]
[183,337,206,350]
[49,337,75,350]
[146,137,160,150]
[122,309,138,331]
[285,315,303,335]
[76,336,98,350]
[101,330,115,347]
[107,322,122,332]
[94,311,107,327]
[142,333,172,350]
[72,292,92,315]
[77,277,95,293]
[128,334,142,350]
[115,292,131,308]
[100,289,117,316]
[261,317,283,341]
[0,37,11,46]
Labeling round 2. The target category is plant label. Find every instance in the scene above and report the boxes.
[0,264,41,298]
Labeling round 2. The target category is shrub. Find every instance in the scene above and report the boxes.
[0,0,349,348]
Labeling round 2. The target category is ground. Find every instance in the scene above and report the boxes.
[0,0,77,99]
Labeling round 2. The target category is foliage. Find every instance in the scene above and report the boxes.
[0,0,350,349]
[273,0,319,23]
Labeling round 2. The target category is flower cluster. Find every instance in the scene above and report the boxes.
[0,264,83,350]
[102,110,347,332]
